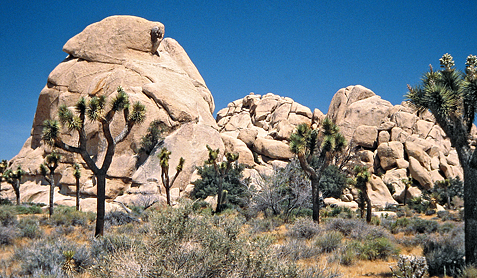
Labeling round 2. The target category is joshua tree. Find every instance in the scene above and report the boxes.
[40,150,61,216]
[289,118,346,223]
[352,165,371,223]
[401,175,413,206]
[0,160,8,195]
[4,166,25,205]
[73,163,81,211]
[434,178,452,209]
[158,147,185,206]
[406,53,477,264]
[42,86,146,236]
[204,145,239,213]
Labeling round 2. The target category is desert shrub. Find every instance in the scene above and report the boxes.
[458,264,477,278]
[421,225,465,276]
[191,162,250,208]
[248,160,311,220]
[105,211,139,226]
[406,196,431,213]
[351,237,399,261]
[405,218,439,234]
[423,230,465,277]
[323,218,388,240]
[0,225,19,245]
[46,206,95,226]
[321,206,354,219]
[90,234,143,260]
[297,265,342,278]
[14,237,92,276]
[14,203,43,214]
[438,221,455,233]
[248,217,283,233]
[382,217,410,234]
[390,255,428,278]
[89,202,332,278]
[353,224,392,241]
[277,238,319,261]
[18,216,43,239]
[0,205,17,226]
[314,231,343,253]
[0,197,13,205]
[319,165,348,199]
[192,199,211,211]
[286,218,321,239]
[336,244,358,266]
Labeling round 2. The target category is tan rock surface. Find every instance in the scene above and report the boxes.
[366,175,398,208]
[377,141,404,170]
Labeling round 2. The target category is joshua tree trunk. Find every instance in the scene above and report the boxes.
[463,164,477,264]
[76,177,80,211]
[49,173,55,216]
[216,174,224,213]
[14,181,20,205]
[95,173,106,237]
[311,176,320,223]
[365,194,372,223]
[403,185,409,206]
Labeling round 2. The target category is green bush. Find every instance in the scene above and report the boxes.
[47,206,95,226]
[322,206,354,219]
[405,218,439,234]
[18,216,43,239]
[286,218,321,239]
[14,204,43,214]
[191,163,249,208]
[423,230,465,277]
[458,264,477,278]
[0,225,19,245]
[14,238,93,276]
[314,231,343,253]
[0,205,17,226]
[319,165,348,199]
[351,237,399,261]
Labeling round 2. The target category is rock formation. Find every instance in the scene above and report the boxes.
[1,16,468,213]
[5,16,223,210]
[217,85,466,209]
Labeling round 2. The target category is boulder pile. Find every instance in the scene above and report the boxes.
[5,16,224,210]
[217,85,468,208]
[1,16,468,212]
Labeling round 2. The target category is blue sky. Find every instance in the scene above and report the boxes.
[0,0,476,160]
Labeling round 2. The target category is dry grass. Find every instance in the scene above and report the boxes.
[0,207,464,277]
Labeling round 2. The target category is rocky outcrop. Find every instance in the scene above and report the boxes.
[3,16,467,213]
[5,16,222,210]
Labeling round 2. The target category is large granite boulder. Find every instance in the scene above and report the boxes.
[6,16,220,210]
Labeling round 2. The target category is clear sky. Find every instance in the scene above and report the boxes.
[0,0,476,160]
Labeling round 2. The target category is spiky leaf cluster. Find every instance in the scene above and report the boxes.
[111,86,129,112]
[406,54,477,133]
[42,120,61,146]
[73,163,81,179]
[3,166,25,185]
[139,120,165,154]
[159,147,172,168]
[353,165,370,190]
[128,101,146,124]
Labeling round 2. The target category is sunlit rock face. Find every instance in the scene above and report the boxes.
[7,16,222,209]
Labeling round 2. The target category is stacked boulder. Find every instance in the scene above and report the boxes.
[6,16,224,210]
[216,92,325,180]
[2,16,467,212]
[217,85,466,209]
